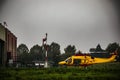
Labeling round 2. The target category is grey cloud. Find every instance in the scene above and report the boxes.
[0,0,119,52]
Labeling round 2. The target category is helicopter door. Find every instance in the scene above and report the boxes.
[73,59,81,66]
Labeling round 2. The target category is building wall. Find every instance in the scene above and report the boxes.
[0,23,6,66]
[0,39,6,66]
[0,23,17,66]
[6,28,17,62]
[0,23,6,41]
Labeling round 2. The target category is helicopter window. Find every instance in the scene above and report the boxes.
[65,58,69,62]
[68,58,72,64]
[73,59,81,66]
[65,57,72,63]
[91,56,94,59]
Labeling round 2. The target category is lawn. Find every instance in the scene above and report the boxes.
[0,62,120,80]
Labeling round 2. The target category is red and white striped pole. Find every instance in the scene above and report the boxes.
[43,33,48,68]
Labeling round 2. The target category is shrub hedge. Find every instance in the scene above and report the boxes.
[0,62,120,80]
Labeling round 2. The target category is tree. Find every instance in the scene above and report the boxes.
[89,48,96,52]
[64,45,76,54]
[60,45,76,61]
[89,44,104,52]
[60,53,71,61]
[17,44,30,64]
[17,44,29,55]
[49,42,61,66]
[106,42,119,53]
[117,46,120,61]
[106,42,120,62]
[30,44,43,61]
[96,44,103,52]
[18,52,31,64]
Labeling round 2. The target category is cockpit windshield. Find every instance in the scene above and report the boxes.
[65,57,72,63]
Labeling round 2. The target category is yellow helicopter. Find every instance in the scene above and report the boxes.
[58,50,117,67]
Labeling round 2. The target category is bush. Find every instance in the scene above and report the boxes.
[0,62,120,80]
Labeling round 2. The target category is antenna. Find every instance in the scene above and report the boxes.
[3,21,8,27]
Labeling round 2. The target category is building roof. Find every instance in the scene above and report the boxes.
[0,23,17,39]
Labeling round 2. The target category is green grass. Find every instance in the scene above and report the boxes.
[0,62,120,80]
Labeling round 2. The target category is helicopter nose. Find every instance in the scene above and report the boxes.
[58,61,65,65]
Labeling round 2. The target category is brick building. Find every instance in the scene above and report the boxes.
[0,23,17,66]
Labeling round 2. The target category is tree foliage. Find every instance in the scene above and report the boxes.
[18,53,31,64]
[106,42,119,53]
[17,44,29,54]
[89,44,105,52]
[60,45,76,61]
[17,44,30,64]
[30,44,44,61]
[96,44,104,52]
[64,45,76,54]
[17,42,120,66]
[48,42,61,66]
[106,42,120,61]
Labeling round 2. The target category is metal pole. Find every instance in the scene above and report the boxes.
[44,33,48,68]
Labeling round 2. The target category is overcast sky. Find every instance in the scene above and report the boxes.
[0,0,120,53]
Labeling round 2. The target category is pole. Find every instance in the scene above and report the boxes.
[43,33,48,68]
